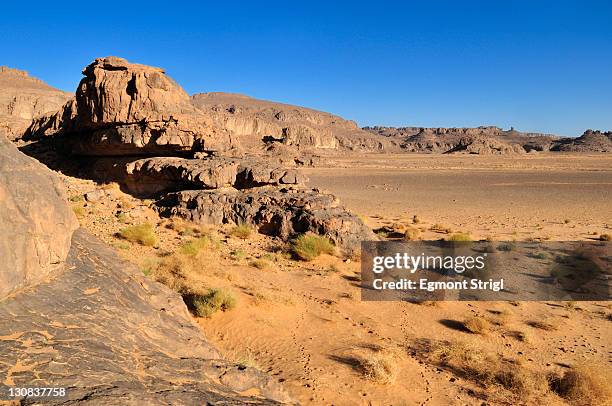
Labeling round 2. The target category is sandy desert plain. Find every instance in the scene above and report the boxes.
[63,152,611,406]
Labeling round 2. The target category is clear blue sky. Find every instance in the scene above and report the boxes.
[2,1,611,136]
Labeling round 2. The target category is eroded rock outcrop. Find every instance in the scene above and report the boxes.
[156,187,374,252]
[90,156,307,197]
[0,67,72,140]
[0,135,78,300]
[26,57,233,156]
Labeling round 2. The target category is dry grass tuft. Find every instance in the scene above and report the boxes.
[357,348,399,384]
[463,316,490,334]
[429,341,549,400]
[447,232,472,242]
[230,223,254,239]
[526,320,558,331]
[600,233,612,241]
[117,223,156,246]
[249,258,272,270]
[167,218,201,236]
[403,227,421,241]
[291,233,336,261]
[552,363,612,406]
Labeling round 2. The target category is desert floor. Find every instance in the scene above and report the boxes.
[65,153,611,406]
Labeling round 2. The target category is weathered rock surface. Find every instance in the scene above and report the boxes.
[0,67,72,140]
[90,156,307,197]
[553,130,612,152]
[0,229,291,405]
[191,92,394,153]
[0,135,78,300]
[26,57,233,156]
[155,187,375,253]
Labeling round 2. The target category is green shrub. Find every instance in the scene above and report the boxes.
[117,223,156,246]
[291,233,336,261]
[230,223,254,239]
[185,288,237,317]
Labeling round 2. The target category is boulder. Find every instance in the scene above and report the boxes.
[0,135,78,300]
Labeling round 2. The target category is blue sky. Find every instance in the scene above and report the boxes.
[2,1,610,136]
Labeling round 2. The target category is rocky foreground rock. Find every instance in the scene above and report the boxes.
[22,57,375,253]
[0,136,78,300]
[0,134,291,405]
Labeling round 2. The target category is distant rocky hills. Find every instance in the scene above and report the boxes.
[0,66,71,139]
[364,126,612,154]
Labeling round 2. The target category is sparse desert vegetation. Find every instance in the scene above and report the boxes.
[291,233,336,261]
[230,223,254,239]
[184,288,237,317]
[552,363,612,406]
[463,316,490,334]
[117,223,157,246]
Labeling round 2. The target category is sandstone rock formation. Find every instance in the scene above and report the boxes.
[0,135,78,300]
[0,67,71,139]
[21,57,375,253]
[90,156,307,197]
[0,134,290,405]
[26,57,233,156]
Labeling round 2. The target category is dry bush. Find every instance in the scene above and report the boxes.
[117,223,156,246]
[230,223,254,239]
[447,232,472,242]
[463,316,490,334]
[412,215,421,224]
[357,348,399,384]
[291,233,336,261]
[429,341,548,400]
[249,259,272,270]
[552,363,612,406]
[600,233,612,241]
[527,320,558,331]
[403,227,421,241]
